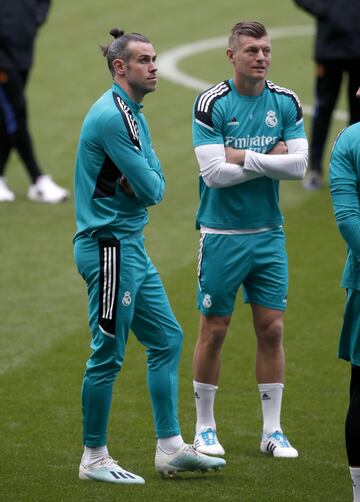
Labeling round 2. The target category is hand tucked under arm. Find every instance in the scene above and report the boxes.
[243,138,308,180]
[119,176,134,196]
[195,144,262,188]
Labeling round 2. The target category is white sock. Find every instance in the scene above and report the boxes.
[82,445,109,465]
[157,435,184,454]
[193,380,218,434]
[258,383,284,436]
[350,467,360,501]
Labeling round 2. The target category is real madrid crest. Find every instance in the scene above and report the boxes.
[202,294,212,309]
[122,291,132,306]
[265,110,277,128]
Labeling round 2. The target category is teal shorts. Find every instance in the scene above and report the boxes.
[339,289,360,366]
[197,229,288,316]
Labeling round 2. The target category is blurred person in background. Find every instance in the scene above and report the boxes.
[294,0,360,190]
[330,85,360,502]
[0,0,69,202]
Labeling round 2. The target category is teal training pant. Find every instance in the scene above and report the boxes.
[74,233,183,447]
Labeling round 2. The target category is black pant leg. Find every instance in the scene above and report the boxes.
[346,61,360,125]
[0,104,12,176]
[0,69,42,182]
[310,62,343,174]
[345,365,360,466]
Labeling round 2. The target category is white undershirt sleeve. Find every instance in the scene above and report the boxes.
[195,138,308,188]
[195,144,262,188]
[243,138,308,180]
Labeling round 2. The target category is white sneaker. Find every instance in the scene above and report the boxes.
[260,431,298,458]
[155,443,226,478]
[79,455,145,484]
[27,175,69,203]
[194,427,225,456]
[0,177,15,201]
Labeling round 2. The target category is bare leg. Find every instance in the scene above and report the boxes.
[193,313,231,385]
[192,314,230,454]
[252,304,285,435]
[251,305,297,456]
[251,304,284,384]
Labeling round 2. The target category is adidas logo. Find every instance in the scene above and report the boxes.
[267,442,277,454]
[194,392,200,399]
[110,470,137,481]
[262,393,271,401]
[227,116,239,125]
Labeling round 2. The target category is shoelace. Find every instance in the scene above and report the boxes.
[186,445,202,457]
[269,432,290,448]
[99,456,120,468]
[200,428,217,446]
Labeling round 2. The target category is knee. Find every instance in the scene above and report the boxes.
[85,356,123,384]
[203,333,225,354]
[198,316,230,353]
[151,325,183,367]
[169,326,183,356]
[87,335,125,379]
[256,317,283,349]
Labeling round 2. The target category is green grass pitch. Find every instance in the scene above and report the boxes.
[0,0,352,500]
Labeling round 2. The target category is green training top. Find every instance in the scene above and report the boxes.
[192,79,306,230]
[330,122,360,290]
[74,82,164,241]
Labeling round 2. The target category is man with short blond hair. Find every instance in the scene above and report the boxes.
[192,20,308,459]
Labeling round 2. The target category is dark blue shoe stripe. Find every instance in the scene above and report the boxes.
[123,471,136,479]
[110,470,137,480]
[110,471,121,479]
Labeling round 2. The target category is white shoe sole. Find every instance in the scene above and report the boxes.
[260,443,298,458]
[194,444,225,456]
[79,468,145,484]
[155,445,226,477]
[28,193,69,204]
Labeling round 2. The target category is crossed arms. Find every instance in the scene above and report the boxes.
[196,138,308,188]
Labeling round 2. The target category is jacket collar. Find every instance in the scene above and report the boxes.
[112,82,143,113]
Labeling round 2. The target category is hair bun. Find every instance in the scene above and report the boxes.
[109,28,125,39]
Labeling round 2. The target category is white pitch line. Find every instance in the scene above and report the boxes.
[158,25,347,122]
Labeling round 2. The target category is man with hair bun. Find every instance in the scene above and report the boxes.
[191,20,308,459]
[74,28,225,484]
